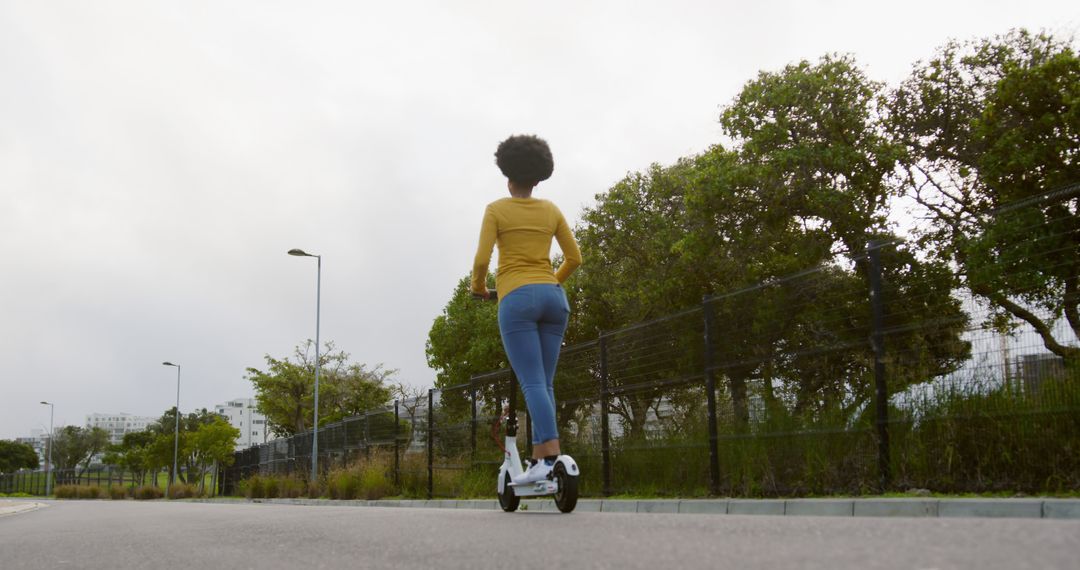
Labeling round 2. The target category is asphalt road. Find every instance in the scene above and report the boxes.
[1,501,1077,569]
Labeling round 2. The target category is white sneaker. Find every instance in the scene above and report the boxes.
[512,459,554,485]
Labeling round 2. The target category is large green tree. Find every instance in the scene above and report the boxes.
[711,54,969,418]
[0,440,39,473]
[186,417,240,494]
[891,29,1080,364]
[49,426,109,482]
[246,341,395,437]
[102,430,157,485]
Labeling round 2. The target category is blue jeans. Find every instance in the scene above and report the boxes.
[498,284,569,445]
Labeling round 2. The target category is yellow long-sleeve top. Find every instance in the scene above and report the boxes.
[472,197,583,300]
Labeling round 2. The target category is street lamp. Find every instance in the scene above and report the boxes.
[288,248,322,482]
[39,401,53,496]
[162,362,181,496]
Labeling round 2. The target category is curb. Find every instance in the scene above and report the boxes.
[188,497,1080,519]
[0,501,47,517]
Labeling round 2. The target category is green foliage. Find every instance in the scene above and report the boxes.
[325,451,395,500]
[76,485,106,499]
[891,29,1080,363]
[0,440,40,473]
[54,485,106,499]
[246,340,395,437]
[239,475,266,499]
[50,426,109,481]
[326,469,361,500]
[186,417,240,493]
[133,485,164,500]
[53,485,78,499]
[426,275,504,389]
[166,483,199,499]
[102,430,156,483]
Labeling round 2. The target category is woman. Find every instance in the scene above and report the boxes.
[472,134,582,485]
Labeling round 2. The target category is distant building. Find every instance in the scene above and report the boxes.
[85,413,156,445]
[214,398,273,450]
[1017,353,1067,396]
[15,429,48,466]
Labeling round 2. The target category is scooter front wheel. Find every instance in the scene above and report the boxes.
[498,471,520,512]
[553,463,578,513]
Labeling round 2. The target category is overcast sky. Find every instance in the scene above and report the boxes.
[1,1,1076,439]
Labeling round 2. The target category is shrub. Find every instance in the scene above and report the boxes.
[167,483,199,499]
[53,485,79,499]
[327,469,361,500]
[76,485,106,499]
[108,486,128,500]
[134,485,164,500]
[279,476,306,498]
[264,477,280,499]
[359,462,393,500]
[241,475,266,499]
[307,480,323,499]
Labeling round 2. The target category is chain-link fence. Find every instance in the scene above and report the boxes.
[225,184,1079,498]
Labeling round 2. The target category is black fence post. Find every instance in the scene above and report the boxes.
[868,240,891,492]
[470,382,478,462]
[427,389,434,500]
[393,399,400,488]
[364,413,371,459]
[702,297,722,496]
[599,333,612,496]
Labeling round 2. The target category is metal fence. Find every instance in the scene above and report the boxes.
[0,468,179,495]
[226,185,1080,498]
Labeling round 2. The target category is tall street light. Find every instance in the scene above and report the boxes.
[162,362,181,496]
[288,248,322,482]
[39,401,54,496]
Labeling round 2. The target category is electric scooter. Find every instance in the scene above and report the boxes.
[474,289,580,513]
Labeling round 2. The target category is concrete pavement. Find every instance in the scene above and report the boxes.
[0,500,46,517]
[1,500,1076,569]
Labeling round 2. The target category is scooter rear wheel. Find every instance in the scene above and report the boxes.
[553,463,578,513]
[498,471,520,512]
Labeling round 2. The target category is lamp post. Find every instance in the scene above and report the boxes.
[39,401,54,496]
[288,248,322,482]
[162,362,181,496]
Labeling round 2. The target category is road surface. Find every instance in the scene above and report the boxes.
[1,500,1077,569]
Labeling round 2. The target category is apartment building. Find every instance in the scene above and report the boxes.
[214,398,272,450]
[85,413,156,444]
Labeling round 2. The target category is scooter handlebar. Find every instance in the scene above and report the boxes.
[472,289,498,301]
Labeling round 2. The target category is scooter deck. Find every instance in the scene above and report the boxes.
[508,479,558,495]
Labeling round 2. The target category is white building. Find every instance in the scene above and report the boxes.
[85,413,156,445]
[214,398,272,450]
[15,429,48,466]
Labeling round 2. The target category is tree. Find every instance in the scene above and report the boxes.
[0,440,39,473]
[102,430,156,485]
[426,276,505,389]
[712,53,970,420]
[246,341,395,437]
[148,407,219,484]
[187,417,240,494]
[49,426,109,482]
[891,29,1080,365]
[425,275,511,426]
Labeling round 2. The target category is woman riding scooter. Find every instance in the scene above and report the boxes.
[471,134,582,485]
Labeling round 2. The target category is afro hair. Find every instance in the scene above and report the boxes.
[494,134,554,186]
